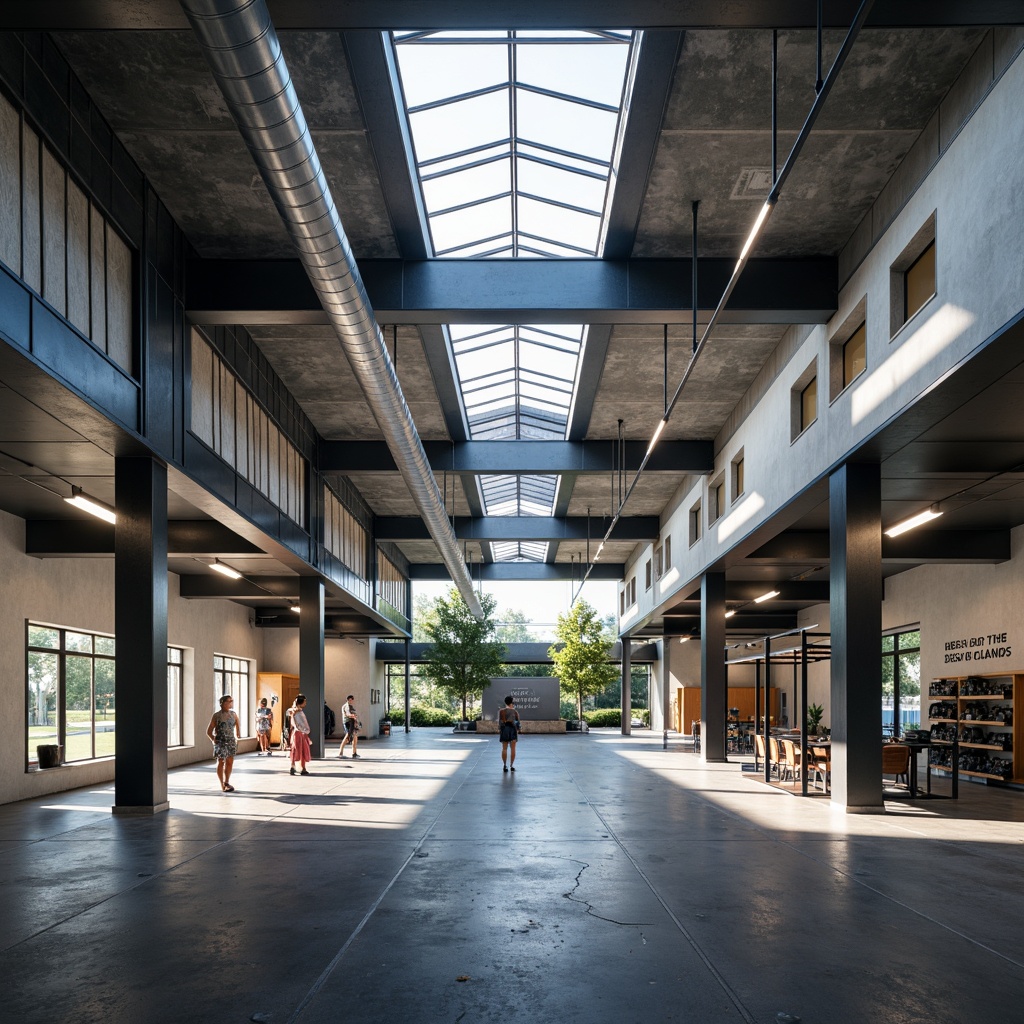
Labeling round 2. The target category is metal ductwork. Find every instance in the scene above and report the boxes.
[180,0,483,618]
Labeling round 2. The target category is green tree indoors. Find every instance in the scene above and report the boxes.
[421,588,507,720]
[548,600,619,720]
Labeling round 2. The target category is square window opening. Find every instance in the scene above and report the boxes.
[790,360,818,441]
[890,213,936,336]
[731,452,745,503]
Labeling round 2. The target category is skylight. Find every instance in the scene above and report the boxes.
[391,29,634,258]
[390,30,636,561]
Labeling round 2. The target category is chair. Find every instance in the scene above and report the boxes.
[754,732,766,771]
[882,743,910,789]
[780,739,802,783]
[691,720,701,752]
[768,737,783,780]
[811,746,831,793]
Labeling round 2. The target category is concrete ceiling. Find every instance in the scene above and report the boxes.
[0,6,1018,637]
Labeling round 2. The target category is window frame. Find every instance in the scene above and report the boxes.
[26,623,116,767]
[731,453,745,503]
[790,359,818,441]
[890,212,937,337]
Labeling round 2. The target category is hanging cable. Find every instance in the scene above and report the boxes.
[816,0,824,93]
[691,200,699,354]
[772,29,778,182]
[663,323,669,416]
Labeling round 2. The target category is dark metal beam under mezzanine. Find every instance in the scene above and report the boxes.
[6,1,1018,30]
[407,562,624,582]
[321,439,714,475]
[374,515,659,543]
[185,257,838,326]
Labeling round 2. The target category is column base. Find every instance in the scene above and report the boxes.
[112,802,170,816]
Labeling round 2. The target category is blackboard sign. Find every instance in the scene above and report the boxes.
[481,678,561,720]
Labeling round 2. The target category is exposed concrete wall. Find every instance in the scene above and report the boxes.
[261,630,379,736]
[795,524,1024,736]
[626,45,1024,636]
[881,526,1024,693]
[0,507,262,805]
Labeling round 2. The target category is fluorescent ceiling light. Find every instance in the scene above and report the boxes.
[290,604,301,613]
[884,505,942,538]
[724,609,736,619]
[209,560,243,580]
[754,589,780,604]
[64,487,116,524]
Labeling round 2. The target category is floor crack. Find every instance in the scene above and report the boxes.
[561,860,650,927]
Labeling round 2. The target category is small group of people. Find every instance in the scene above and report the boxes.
[207,692,316,790]
[208,692,522,791]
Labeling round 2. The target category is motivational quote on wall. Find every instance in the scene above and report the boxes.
[943,632,1012,664]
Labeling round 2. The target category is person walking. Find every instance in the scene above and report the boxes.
[255,696,274,755]
[499,695,520,773]
[289,694,312,776]
[207,694,241,791]
[337,695,361,759]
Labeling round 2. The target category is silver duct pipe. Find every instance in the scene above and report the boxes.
[180,0,483,618]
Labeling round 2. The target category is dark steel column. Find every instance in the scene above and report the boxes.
[299,577,325,758]
[621,637,632,735]
[404,638,411,733]
[830,462,883,810]
[113,456,169,815]
[701,571,727,762]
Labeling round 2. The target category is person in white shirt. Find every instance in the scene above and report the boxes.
[338,695,360,759]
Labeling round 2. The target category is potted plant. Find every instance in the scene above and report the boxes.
[806,703,825,737]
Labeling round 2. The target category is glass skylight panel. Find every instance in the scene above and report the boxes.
[392,28,634,259]
[491,541,548,563]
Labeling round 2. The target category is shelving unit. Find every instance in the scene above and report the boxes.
[927,673,1019,783]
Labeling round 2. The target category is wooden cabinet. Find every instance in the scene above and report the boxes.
[257,672,299,745]
[676,686,779,735]
[927,673,1018,782]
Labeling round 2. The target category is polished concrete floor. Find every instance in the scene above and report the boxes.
[3,730,1024,1024]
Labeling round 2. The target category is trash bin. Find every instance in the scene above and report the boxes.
[36,744,63,768]
[380,720,391,736]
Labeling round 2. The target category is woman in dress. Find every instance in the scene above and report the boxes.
[206,694,241,791]
[499,695,520,773]
[254,697,274,756]
[289,694,312,776]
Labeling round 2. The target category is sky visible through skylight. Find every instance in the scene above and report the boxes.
[392,29,636,561]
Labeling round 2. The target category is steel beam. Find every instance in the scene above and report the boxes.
[322,439,714,474]
[407,562,624,581]
[375,515,659,542]
[6,2,1018,29]
[747,528,1010,563]
[26,519,263,556]
[186,257,837,326]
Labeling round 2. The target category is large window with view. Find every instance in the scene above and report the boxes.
[28,625,188,765]
[882,627,921,738]
[27,624,116,765]
[168,646,184,747]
